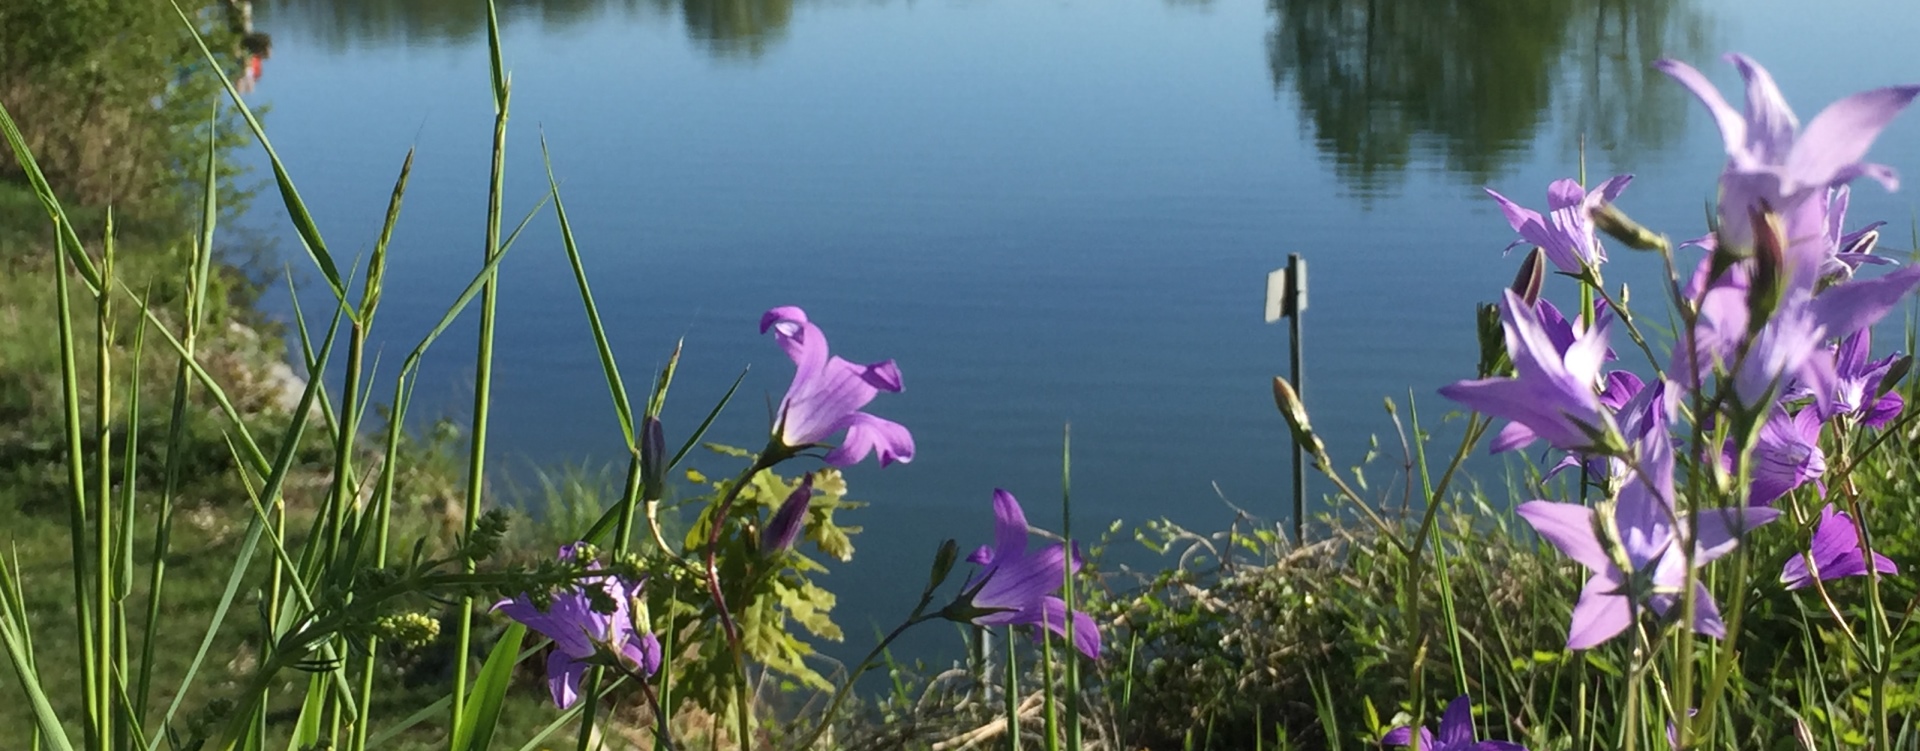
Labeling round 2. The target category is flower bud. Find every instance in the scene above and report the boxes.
[760,473,813,555]
[640,416,666,501]
[1878,355,1912,401]
[1510,246,1546,307]
[1746,208,1788,335]
[1270,376,1325,461]
[372,612,441,647]
[1591,202,1666,252]
[925,538,960,597]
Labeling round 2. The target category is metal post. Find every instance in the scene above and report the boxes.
[1264,254,1309,543]
[1286,254,1306,543]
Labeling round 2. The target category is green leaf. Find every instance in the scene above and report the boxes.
[284,675,326,751]
[453,624,528,751]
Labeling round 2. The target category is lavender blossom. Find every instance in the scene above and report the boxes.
[494,544,661,708]
[1382,695,1528,751]
[1518,434,1779,649]
[1442,290,1619,455]
[1655,54,1918,281]
[1781,503,1898,590]
[761,306,915,467]
[948,489,1101,660]
[1486,175,1634,275]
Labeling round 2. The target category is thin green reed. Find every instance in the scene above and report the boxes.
[538,133,647,751]
[94,213,120,751]
[113,291,148,751]
[1060,425,1081,751]
[454,2,512,737]
[1006,626,1021,751]
[52,188,101,751]
[350,150,413,751]
[135,108,220,715]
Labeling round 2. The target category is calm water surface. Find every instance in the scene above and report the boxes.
[240,0,1920,663]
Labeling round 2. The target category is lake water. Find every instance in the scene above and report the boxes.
[239,0,1920,666]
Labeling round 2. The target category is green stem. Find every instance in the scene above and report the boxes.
[789,609,939,750]
[54,234,101,751]
[453,26,512,742]
[96,239,118,751]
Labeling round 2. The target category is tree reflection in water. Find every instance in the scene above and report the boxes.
[264,0,796,60]
[1266,0,1713,195]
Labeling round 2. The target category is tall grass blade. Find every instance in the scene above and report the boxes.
[170,1,351,312]
[52,214,102,751]
[0,551,77,751]
[542,135,637,446]
[148,292,348,751]
[0,96,98,285]
[455,0,514,741]
[1060,424,1081,751]
[138,106,223,712]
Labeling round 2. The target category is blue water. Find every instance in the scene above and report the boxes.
[239,0,1920,666]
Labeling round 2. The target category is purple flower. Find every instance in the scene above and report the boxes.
[1381,695,1528,751]
[1518,435,1779,649]
[1673,260,1920,411]
[1546,374,1670,486]
[1732,297,1835,410]
[1486,175,1634,275]
[1442,290,1618,454]
[761,473,813,555]
[1656,54,1918,278]
[1822,329,1905,428]
[952,489,1101,660]
[1739,408,1826,507]
[1781,503,1899,590]
[761,306,914,467]
[494,544,662,709]
[1820,186,1893,284]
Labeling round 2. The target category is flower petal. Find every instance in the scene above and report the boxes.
[1034,596,1103,660]
[822,412,916,467]
[1567,573,1634,650]
[546,651,589,709]
[1654,58,1748,160]
[1810,264,1920,342]
[1438,694,1477,746]
[990,489,1030,560]
[1787,85,1920,193]
[1517,501,1611,572]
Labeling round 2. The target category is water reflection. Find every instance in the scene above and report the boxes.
[261,0,796,59]
[1266,0,1714,195]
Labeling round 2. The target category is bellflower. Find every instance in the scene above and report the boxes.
[1656,54,1919,280]
[761,306,915,467]
[1739,407,1826,507]
[1781,503,1898,590]
[949,489,1101,660]
[1442,290,1619,455]
[1382,695,1528,751]
[1486,175,1634,275]
[1518,434,1779,649]
[494,544,662,709]
[1821,329,1904,427]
